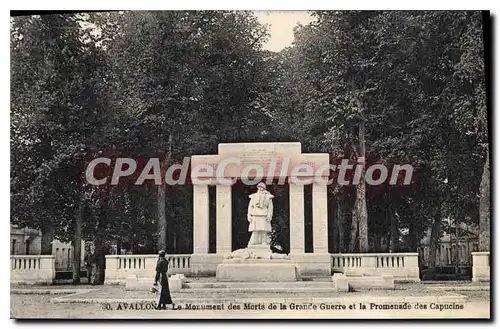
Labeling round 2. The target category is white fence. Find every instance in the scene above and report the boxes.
[331,253,420,282]
[105,253,419,283]
[472,251,490,282]
[11,252,422,284]
[11,255,55,284]
[105,254,191,284]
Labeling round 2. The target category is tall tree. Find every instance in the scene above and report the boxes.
[11,13,111,282]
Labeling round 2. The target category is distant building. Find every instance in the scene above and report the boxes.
[10,224,86,272]
[419,218,478,268]
[10,225,41,255]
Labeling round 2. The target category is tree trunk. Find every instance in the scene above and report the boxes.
[116,240,122,255]
[389,200,399,252]
[94,234,106,285]
[454,217,460,275]
[408,201,418,252]
[338,190,350,253]
[427,210,442,271]
[348,211,358,252]
[479,148,490,251]
[157,184,167,251]
[40,227,54,255]
[355,109,368,252]
[336,197,343,253]
[72,196,83,284]
[157,133,173,252]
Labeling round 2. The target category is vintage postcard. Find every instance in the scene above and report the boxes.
[10,10,491,319]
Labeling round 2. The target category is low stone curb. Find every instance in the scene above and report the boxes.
[180,287,339,293]
[51,294,468,304]
[429,286,490,291]
[11,288,97,295]
[184,281,335,288]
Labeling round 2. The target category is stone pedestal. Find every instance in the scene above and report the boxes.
[246,244,273,259]
[125,274,186,292]
[190,254,225,276]
[289,253,331,276]
[472,252,490,282]
[216,259,301,282]
[331,273,395,292]
[332,273,349,292]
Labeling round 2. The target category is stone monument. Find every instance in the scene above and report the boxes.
[190,142,331,277]
[215,182,302,282]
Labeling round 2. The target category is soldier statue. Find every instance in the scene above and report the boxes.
[247,182,274,247]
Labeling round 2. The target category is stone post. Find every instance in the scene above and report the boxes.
[104,255,120,284]
[402,253,421,282]
[193,184,209,254]
[289,182,305,254]
[312,182,328,253]
[216,184,232,254]
[472,251,490,282]
[191,183,223,275]
[361,254,378,274]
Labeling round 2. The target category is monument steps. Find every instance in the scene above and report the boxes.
[183,281,335,289]
[180,280,338,293]
[51,293,468,305]
[180,287,337,294]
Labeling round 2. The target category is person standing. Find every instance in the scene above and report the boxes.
[154,250,173,310]
[84,246,92,284]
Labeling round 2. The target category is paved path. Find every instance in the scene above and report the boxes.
[11,294,490,319]
[10,282,490,319]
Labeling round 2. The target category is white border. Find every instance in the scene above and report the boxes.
[3,1,498,328]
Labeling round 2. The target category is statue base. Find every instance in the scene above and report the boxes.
[216,246,301,282]
[216,259,301,282]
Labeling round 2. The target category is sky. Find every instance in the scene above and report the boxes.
[253,11,316,52]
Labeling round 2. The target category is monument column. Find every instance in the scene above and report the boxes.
[289,182,305,254]
[193,184,209,254]
[216,184,232,254]
[312,182,328,253]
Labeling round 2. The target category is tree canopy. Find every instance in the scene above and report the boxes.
[11,11,489,280]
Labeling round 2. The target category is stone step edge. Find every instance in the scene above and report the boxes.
[184,282,335,288]
[51,294,467,304]
[429,286,490,291]
[12,288,98,295]
[177,288,339,293]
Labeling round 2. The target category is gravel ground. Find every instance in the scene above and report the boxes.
[10,282,490,319]
[459,291,492,302]
[11,294,490,319]
[11,284,96,289]
[47,286,461,300]
[11,295,110,319]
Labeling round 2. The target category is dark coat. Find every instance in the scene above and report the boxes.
[155,257,169,284]
[155,257,172,307]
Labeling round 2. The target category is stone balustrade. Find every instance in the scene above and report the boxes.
[331,253,420,282]
[472,251,490,282]
[105,253,419,283]
[11,255,55,285]
[105,254,191,284]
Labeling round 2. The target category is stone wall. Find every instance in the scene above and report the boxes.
[11,255,55,285]
[472,252,490,282]
[331,253,420,282]
[105,254,192,284]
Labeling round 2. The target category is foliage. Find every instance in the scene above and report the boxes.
[11,11,488,269]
